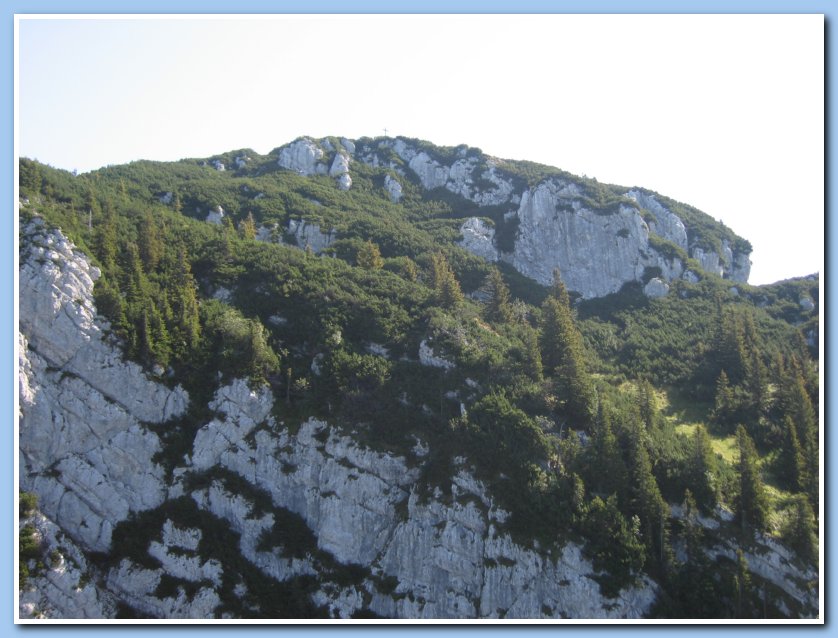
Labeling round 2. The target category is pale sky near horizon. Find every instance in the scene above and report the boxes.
[17,14,824,286]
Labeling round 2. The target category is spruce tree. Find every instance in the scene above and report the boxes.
[789,369,819,505]
[685,425,718,513]
[784,493,818,565]
[734,549,753,618]
[626,423,671,566]
[522,326,543,383]
[138,209,163,272]
[592,404,625,498]
[169,247,201,358]
[711,369,735,429]
[539,272,595,427]
[94,199,119,271]
[483,267,512,324]
[430,253,463,309]
[734,425,769,533]
[778,415,805,492]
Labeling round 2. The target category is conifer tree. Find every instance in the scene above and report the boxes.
[239,212,257,240]
[626,423,671,566]
[711,369,735,429]
[788,369,819,504]
[430,252,463,309]
[482,267,512,324]
[734,425,769,533]
[734,549,752,618]
[539,271,595,426]
[357,240,384,270]
[685,425,718,512]
[637,379,659,430]
[744,344,769,419]
[778,415,805,492]
[592,405,625,498]
[784,493,818,564]
[169,247,201,358]
[138,209,163,272]
[94,199,119,271]
[522,326,543,383]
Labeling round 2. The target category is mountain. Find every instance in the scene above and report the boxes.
[17,136,819,620]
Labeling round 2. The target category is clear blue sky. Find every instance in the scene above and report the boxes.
[17,14,823,286]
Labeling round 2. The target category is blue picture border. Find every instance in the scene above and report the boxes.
[3,1,831,635]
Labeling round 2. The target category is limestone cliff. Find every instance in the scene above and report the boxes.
[350,137,751,298]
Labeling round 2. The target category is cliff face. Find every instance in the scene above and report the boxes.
[19,218,188,553]
[17,219,656,619]
[347,137,751,297]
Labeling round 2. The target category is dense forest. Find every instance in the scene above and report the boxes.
[18,137,820,619]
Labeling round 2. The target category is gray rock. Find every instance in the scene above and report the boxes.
[329,152,350,177]
[18,221,188,553]
[337,173,352,191]
[286,219,335,253]
[205,205,225,225]
[644,277,670,298]
[384,174,403,203]
[625,190,688,249]
[458,217,498,262]
[278,138,327,175]
[508,180,657,298]
[418,339,455,370]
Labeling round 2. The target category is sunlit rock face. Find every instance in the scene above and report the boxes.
[278,138,328,176]
[18,218,188,553]
[507,180,655,298]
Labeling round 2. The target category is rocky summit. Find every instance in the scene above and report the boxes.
[17,137,818,620]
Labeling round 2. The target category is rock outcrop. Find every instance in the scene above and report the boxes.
[277,138,327,176]
[278,138,353,190]
[384,174,403,203]
[357,137,751,298]
[19,218,188,552]
[509,181,660,297]
[286,219,335,253]
[180,381,657,619]
[19,510,118,619]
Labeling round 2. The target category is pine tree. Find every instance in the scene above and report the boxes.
[357,240,384,270]
[482,267,512,324]
[734,425,769,533]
